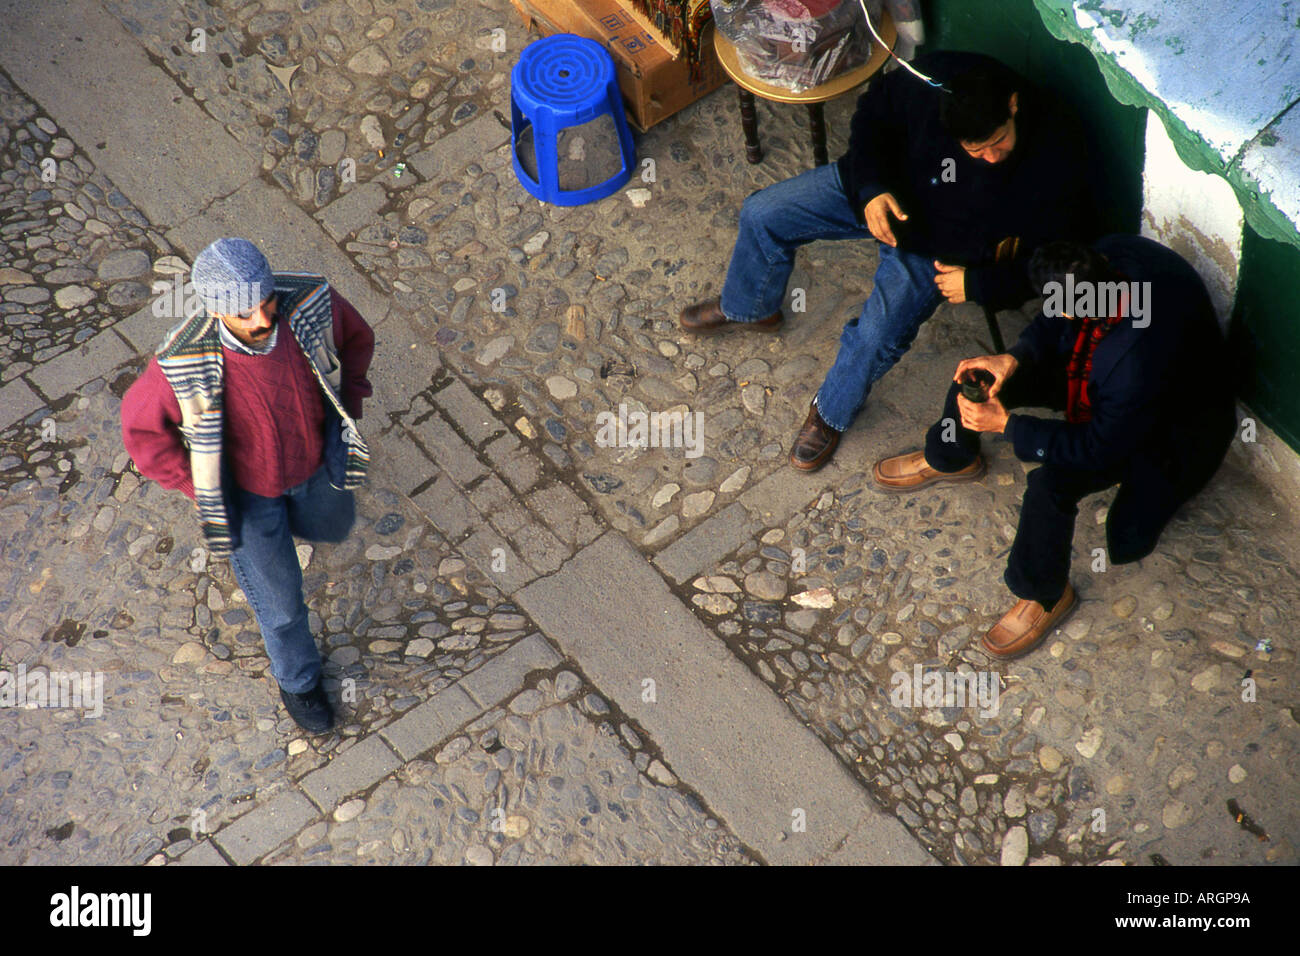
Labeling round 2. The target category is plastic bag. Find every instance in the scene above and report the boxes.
[710,0,885,93]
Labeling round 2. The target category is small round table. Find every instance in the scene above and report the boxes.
[712,8,897,166]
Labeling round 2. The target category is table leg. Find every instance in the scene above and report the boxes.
[808,102,828,166]
[737,87,762,164]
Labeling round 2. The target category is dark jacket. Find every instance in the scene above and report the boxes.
[837,51,1094,310]
[1005,234,1235,482]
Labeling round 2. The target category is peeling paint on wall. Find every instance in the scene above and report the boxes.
[1141,111,1243,328]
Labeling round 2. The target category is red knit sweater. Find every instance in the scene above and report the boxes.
[222,328,325,497]
[121,288,374,499]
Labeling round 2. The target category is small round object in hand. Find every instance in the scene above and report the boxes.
[961,369,995,403]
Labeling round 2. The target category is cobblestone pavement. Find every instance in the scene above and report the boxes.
[0,72,165,381]
[0,0,1295,865]
[683,454,1299,866]
[0,367,751,865]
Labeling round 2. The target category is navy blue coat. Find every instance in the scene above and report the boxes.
[1005,234,1235,484]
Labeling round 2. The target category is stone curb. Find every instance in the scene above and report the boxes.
[516,532,935,866]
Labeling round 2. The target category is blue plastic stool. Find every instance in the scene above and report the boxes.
[510,34,635,206]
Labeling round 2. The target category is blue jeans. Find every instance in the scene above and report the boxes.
[719,162,943,432]
[228,465,356,694]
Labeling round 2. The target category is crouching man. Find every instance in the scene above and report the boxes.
[872,236,1234,658]
[122,238,374,733]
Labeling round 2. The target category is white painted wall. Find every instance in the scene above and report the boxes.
[1139,111,1243,330]
[1137,113,1300,507]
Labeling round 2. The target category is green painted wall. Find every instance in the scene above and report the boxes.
[1229,227,1300,452]
[922,0,1145,235]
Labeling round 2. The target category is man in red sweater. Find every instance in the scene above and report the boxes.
[121,238,374,734]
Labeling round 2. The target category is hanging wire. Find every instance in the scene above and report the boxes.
[857,0,951,92]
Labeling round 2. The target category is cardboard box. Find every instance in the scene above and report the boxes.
[510,0,727,131]
[615,0,713,62]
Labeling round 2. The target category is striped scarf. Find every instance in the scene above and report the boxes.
[156,272,369,555]
[1064,289,1127,424]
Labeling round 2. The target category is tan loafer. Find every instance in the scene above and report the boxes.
[872,450,985,492]
[981,583,1077,659]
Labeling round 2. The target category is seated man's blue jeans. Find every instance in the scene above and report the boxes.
[228,464,355,695]
[719,162,944,432]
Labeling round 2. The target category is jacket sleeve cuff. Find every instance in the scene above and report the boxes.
[964,266,987,306]
[1008,414,1053,463]
[852,180,886,220]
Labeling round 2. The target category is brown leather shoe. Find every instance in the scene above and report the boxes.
[872,450,986,492]
[679,298,781,334]
[789,402,840,471]
[981,583,1077,659]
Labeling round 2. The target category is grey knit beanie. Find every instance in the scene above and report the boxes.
[191,237,275,316]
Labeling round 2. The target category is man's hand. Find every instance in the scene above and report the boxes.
[933,261,966,303]
[953,353,1019,399]
[957,393,1009,434]
[864,192,907,247]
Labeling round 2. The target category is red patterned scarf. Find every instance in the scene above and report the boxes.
[1065,289,1127,424]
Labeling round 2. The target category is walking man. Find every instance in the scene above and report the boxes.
[872,236,1235,657]
[678,51,1092,470]
[122,238,374,733]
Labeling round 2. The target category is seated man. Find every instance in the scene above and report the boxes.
[678,51,1093,471]
[872,236,1235,658]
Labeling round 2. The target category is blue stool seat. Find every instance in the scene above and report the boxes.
[510,34,635,206]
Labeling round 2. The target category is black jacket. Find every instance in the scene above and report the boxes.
[1005,234,1235,479]
[836,51,1094,310]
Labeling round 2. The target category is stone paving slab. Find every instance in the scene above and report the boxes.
[173,840,229,867]
[300,736,403,811]
[526,482,602,548]
[653,503,761,585]
[25,328,134,400]
[0,378,43,432]
[408,114,511,181]
[380,683,480,761]
[409,412,489,485]
[319,182,388,242]
[432,378,506,447]
[461,525,538,594]
[167,631,757,865]
[458,632,562,709]
[411,470,478,538]
[212,791,318,866]
[0,0,256,232]
[114,303,173,355]
[738,461,847,525]
[510,519,571,575]
[517,531,933,865]
[364,312,443,421]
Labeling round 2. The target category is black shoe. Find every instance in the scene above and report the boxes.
[280,680,335,734]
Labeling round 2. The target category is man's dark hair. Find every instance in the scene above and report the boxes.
[1028,241,1115,293]
[939,65,1018,143]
